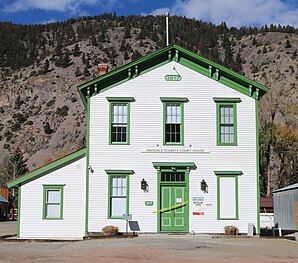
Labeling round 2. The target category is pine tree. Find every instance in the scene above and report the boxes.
[43,59,49,73]
[0,149,28,187]
[73,44,81,57]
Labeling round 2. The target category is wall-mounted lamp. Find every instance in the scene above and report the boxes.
[201,179,208,193]
[88,165,94,173]
[141,179,148,192]
[171,167,177,172]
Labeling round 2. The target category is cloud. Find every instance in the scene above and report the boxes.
[2,0,117,14]
[150,0,298,27]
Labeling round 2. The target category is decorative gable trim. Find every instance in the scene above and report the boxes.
[77,44,268,108]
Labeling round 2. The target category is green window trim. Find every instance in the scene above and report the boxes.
[214,98,240,146]
[106,171,130,219]
[43,185,64,220]
[160,97,189,102]
[162,98,187,146]
[106,97,135,102]
[108,99,132,145]
[215,172,240,220]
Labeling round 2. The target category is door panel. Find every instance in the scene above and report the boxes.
[160,185,188,231]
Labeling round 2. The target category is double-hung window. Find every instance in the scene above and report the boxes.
[106,170,134,219]
[107,97,135,145]
[43,185,64,220]
[161,97,188,145]
[213,98,241,146]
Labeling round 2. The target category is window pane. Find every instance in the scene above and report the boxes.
[111,197,126,217]
[46,204,60,218]
[47,190,60,203]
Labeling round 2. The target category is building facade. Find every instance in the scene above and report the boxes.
[8,45,268,239]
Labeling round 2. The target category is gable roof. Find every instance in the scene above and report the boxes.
[7,148,86,188]
[77,44,268,107]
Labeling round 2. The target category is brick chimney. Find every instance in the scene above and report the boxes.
[98,64,109,76]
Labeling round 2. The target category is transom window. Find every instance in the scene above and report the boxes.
[43,185,64,220]
[161,172,185,182]
[111,103,128,143]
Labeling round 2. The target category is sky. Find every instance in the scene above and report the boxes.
[0,0,297,28]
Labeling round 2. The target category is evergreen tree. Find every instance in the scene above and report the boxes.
[43,59,50,73]
[0,149,28,187]
[73,44,81,57]
[123,50,130,60]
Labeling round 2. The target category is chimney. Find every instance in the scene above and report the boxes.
[97,64,109,76]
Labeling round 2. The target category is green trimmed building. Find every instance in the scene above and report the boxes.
[8,44,268,239]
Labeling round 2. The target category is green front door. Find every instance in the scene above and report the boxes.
[159,171,189,232]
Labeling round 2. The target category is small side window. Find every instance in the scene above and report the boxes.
[43,185,64,220]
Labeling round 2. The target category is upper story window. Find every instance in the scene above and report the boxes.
[107,97,135,145]
[160,97,188,146]
[213,98,241,146]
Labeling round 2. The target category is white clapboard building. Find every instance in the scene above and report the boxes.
[8,44,268,239]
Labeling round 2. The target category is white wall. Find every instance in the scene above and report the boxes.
[20,156,86,239]
[88,61,257,234]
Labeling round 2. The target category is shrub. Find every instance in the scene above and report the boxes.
[56,105,69,117]
[12,112,28,124]
[224,226,239,235]
[43,122,53,134]
[11,122,21,132]
[102,225,119,236]
[24,120,33,125]
[3,144,10,149]
[46,99,55,107]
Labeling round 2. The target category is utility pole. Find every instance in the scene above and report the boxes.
[165,13,169,46]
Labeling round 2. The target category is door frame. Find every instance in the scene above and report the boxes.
[157,168,190,233]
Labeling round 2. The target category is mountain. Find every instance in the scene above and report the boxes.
[0,14,297,196]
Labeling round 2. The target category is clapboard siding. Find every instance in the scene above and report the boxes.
[88,61,257,234]
[20,157,86,239]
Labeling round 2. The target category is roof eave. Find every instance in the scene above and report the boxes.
[7,148,86,188]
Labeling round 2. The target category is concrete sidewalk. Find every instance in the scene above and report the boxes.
[0,221,17,237]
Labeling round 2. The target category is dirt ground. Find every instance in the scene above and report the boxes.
[0,221,17,237]
[0,234,297,263]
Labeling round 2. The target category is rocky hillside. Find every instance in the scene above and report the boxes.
[0,15,297,195]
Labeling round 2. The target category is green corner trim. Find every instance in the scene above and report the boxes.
[213,97,241,103]
[160,97,189,102]
[77,44,268,108]
[153,162,195,169]
[214,171,243,176]
[105,170,135,175]
[215,101,238,146]
[7,149,86,188]
[107,171,130,219]
[17,186,21,238]
[85,96,90,234]
[216,174,239,220]
[106,97,135,102]
[255,100,260,235]
[42,185,64,220]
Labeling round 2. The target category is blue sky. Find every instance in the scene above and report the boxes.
[0,0,297,28]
